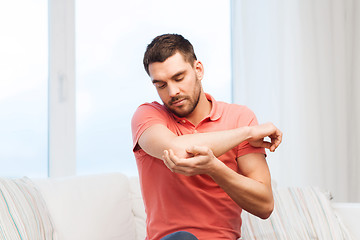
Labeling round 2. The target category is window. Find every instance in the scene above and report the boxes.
[76,0,231,176]
[0,0,48,177]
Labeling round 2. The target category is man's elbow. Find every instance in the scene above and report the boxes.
[258,199,274,219]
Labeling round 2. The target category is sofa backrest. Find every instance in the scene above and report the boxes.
[241,187,353,240]
[33,173,139,240]
[2,173,357,240]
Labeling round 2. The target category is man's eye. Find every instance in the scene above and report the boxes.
[175,77,184,82]
[156,83,166,89]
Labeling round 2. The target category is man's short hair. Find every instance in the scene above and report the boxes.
[143,34,197,75]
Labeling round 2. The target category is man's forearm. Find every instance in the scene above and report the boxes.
[209,157,274,219]
[170,127,251,158]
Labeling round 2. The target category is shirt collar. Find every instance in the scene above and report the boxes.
[206,93,221,121]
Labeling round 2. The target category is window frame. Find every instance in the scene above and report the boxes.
[48,0,76,177]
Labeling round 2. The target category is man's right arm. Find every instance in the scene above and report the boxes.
[137,123,281,160]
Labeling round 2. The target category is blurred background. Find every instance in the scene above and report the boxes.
[0,0,359,202]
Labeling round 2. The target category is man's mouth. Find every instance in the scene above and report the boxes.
[171,98,186,106]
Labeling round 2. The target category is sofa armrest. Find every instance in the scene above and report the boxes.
[129,176,146,240]
[331,202,360,239]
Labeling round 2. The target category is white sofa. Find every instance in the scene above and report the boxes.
[0,173,359,240]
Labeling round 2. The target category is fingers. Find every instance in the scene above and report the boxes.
[277,129,283,146]
[186,145,211,156]
[256,141,277,152]
[260,141,273,151]
[162,150,173,171]
[162,147,215,176]
[163,149,180,169]
[162,149,192,174]
[259,123,282,152]
[251,128,282,152]
[270,129,283,152]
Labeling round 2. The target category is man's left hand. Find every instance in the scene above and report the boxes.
[162,145,220,176]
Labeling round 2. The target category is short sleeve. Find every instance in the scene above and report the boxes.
[131,102,169,151]
[236,106,266,158]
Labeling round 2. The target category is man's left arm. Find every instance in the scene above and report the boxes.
[163,149,273,219]
[211,152,273,219]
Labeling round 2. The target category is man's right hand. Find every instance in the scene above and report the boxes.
[247,123,283,152]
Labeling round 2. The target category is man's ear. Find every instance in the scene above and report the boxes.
[194,60,204,80]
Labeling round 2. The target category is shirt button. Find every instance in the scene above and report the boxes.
[182,120,186,124]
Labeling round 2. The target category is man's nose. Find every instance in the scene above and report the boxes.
[168,83,180,97]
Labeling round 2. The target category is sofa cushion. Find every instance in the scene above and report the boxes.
[241,187,352,239]
[0,177,55,240]
[32,173,136,240]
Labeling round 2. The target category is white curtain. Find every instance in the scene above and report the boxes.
[231,0,360,202]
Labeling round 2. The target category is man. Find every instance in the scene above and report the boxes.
[131,34,282,240]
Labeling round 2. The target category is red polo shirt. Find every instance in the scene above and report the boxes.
[131,94,265,240]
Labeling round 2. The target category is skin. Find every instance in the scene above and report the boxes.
[149,52,209,125]
[138,51,283,219]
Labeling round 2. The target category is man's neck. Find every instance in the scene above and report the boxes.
[186,92,212,126]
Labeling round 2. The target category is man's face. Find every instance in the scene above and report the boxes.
[148,52,203,118]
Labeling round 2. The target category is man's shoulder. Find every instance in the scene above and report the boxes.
[131,101,174,142]
[138,101,163,109]
[132,101,172,124]
[213,101,258,128]
[217,101,255,116]
[135,101,169,115]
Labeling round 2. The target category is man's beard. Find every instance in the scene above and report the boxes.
[164,78,201,118]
